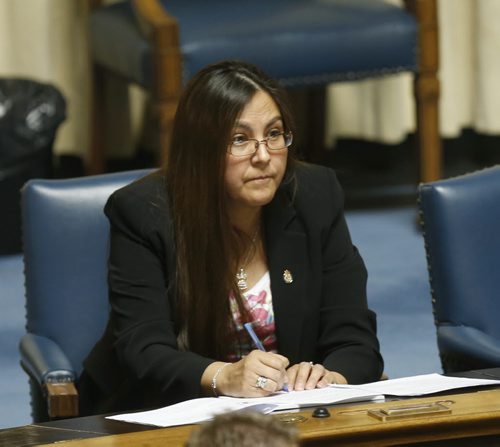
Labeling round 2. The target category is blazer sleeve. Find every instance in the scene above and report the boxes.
[312,168,383,383]
[104,180,214,404]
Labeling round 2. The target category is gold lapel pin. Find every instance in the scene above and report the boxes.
[283,269,293,284]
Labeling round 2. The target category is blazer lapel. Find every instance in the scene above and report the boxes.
[264,190,308,363]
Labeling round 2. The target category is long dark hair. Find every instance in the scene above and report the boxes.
[166,60,295,359]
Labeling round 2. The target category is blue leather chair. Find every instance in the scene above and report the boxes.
[418,165,500,374]
[19,169,152,421]
[88,0,441,184]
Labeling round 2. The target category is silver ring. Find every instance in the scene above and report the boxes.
[256,376,268,389]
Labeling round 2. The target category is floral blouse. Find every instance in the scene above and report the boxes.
[227,271,278,361]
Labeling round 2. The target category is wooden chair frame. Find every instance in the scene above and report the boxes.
[88,0,441,180]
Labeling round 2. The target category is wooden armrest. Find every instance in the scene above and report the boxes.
[132,0,178,42]
[132,0,181,101]
[46,382,79,419]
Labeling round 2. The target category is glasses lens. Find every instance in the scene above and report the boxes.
[233,144,254,156]
[267,133,285,150]
[267,132,293,150]
[230,138,254,156]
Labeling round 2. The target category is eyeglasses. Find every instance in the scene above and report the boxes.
[228,131,293,157]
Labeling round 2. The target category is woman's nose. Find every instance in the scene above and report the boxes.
[252,140,271,162]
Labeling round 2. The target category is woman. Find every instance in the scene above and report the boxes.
[79,60,383,415]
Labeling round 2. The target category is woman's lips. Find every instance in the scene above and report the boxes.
[249,176,271,183]
[247,175,272,184]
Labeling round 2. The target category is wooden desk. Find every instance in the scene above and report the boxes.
[2,369,500,447]
[0,415,157,446]
[18,387,500,447]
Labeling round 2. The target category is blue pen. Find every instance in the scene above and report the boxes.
[244,322,289,392]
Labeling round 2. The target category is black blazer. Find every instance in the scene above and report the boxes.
[80,163,383,415]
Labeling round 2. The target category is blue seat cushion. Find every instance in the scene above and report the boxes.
[90,0,417,88]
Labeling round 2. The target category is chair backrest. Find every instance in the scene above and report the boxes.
[22,169,152,375]
[418,165,500,370]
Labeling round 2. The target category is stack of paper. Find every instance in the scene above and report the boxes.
[107,373,500,428]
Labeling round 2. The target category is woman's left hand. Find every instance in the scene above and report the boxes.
[286,362,347,391]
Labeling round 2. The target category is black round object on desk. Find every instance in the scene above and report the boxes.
[312,407,331,418]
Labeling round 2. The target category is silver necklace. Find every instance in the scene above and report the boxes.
[236,226,260,291]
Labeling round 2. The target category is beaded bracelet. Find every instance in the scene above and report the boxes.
[211,363,230,397]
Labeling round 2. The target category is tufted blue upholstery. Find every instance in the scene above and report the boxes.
[419,166,500,373]
[19,169,152,420]
[90,0,417,89]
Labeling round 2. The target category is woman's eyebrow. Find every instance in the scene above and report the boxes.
[233,116,283,131]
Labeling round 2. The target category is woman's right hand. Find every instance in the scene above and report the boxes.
[217,350,289,397]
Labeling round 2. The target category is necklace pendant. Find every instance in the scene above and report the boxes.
[236,268,248,291]
[283,269,293,284]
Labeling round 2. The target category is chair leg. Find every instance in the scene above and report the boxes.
[87,64,107,175]
[408,0,442,183]
[415,73,441,183]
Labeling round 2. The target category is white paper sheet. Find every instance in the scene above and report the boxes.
[107,388,382,428]
[219,386,383,408]
[107,373,500,428]
[106,398,281,427]
[349,373,500,396]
